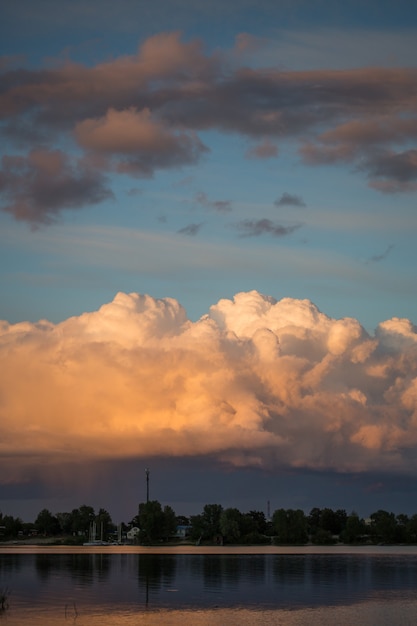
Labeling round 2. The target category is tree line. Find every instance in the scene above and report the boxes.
[135,504,417,545]
[2,503,417,545]
[0,505,114,543]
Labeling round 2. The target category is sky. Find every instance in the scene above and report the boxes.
[0,0,417,525]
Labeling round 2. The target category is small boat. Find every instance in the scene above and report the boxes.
[83,521,109,546]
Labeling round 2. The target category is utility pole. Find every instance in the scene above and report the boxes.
[145,468,150,503]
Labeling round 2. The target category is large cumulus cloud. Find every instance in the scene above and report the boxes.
[1,290,416,483]
[1,32,417,224]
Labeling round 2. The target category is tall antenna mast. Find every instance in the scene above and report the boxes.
[145,468,150,503]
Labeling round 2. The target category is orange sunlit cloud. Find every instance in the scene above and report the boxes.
[1,290,416,483]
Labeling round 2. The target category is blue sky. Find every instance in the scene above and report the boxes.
[0,0,417,524]
[1,0,417,329]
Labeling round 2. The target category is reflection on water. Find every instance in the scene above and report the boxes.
[1,549,417,625]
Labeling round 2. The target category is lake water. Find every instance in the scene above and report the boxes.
[1,545,417,625]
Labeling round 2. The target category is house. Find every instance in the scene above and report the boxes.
[127,527,140,541]
[174,524,191,539]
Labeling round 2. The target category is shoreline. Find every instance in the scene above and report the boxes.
[2,543,417,555]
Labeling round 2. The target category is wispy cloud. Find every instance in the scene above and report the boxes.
[275,192,306,208]
[127,187,143,197]
[195,192,232,213]
[246,139,278,159]
[177,222,202,236]
[234,218,302,237]
[238,28,417,71]
[366,244,395,264]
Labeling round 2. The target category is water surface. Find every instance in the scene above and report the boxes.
[1,546,417,625]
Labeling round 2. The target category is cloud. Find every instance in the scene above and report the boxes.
[233,32,263,56]
[177,222,202,235]
[301,123,417,193]
[195,192,232,213]
[1,33,417,225]
[366,244,395,264]
[234,218,302,237]
[1,289,417,483]
[242,28,417,71]
[246,139,278,159]
[0,149,112,226]
[275,192,306,208]
[74,107,208,177]
[364,149,417,191]
[0,55,26,71]
[0,32,216,124]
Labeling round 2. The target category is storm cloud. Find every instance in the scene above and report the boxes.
[1,290,417,485]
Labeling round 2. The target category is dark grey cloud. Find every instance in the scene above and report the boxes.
[234,218,302,237]
[0,149,113,226]
[177,222,203,236]
[1,33,417,226]
[364,149,417,187]
[275,192,306,207]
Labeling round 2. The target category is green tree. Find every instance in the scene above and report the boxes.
[246,510,268,534]
[95,508,113,540]
[308,507,321,536]
[272,509,289,543]
[272,509,308,545]
[239,511,271,544]
[34,509,60,535]
[405,514,417,543]
[334,509,348,535]
[162,505,177,540]
[220,508,242,543]
[342,512,366,544]
[312,528,335,545]
[308,508,347,540]
[202,504,223,540]
[56,512,73,534]
[189,514,204,542]
[70,505,96,536]
[203,504,223,537]
[190,504,223,542]
[129,513,140,528]
[370,510,398,544]
[0,513,23,538]
[239,513,257,538]
[321,508,347,535]
[138,500,165,543]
